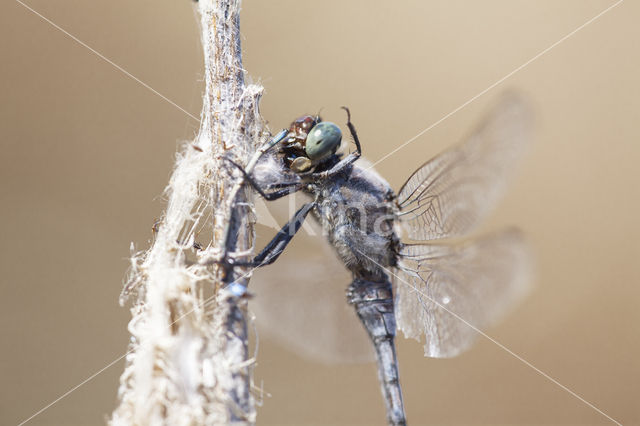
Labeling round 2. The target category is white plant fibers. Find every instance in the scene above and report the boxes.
[111,1,263,424]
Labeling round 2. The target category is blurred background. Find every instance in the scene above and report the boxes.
[1,0,638,424]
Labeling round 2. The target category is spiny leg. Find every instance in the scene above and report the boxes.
[217,129,295,280]
[254,129,289,163]
[225,157,303,201]
[230,128,288,180]
[230,202,315,268]
[341,106,362,154]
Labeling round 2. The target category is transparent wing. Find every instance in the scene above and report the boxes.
[396,94,531,241]
[249,203,374,364]
[394,229,532,358]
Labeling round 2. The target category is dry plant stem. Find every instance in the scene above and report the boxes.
[111,0,263,424]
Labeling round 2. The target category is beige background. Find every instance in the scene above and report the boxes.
[1,0,638,425]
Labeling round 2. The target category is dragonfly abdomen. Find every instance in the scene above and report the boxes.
[347,277,406,426]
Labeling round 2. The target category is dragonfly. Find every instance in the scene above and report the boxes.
[224,94,532,426]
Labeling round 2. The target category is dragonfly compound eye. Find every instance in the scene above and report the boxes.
[305,121,342,160]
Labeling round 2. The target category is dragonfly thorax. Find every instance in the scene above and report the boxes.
[308,163,401,278]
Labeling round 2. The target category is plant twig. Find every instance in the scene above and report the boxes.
[111,0,262,424]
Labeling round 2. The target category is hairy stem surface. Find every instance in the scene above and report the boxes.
[111,1,262,424]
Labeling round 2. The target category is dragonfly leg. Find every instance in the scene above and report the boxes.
[253,128,288,162]
[225,157,303,201]
[341,106,362,154]
[231,202,315,267]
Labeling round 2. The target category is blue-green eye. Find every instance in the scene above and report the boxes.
[305,122,342,160]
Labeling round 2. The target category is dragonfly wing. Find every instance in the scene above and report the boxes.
[249,213,375,364]
[394,229,532,358]
[396,94,532,241]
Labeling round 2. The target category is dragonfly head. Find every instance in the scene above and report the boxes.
[283,114,343,173]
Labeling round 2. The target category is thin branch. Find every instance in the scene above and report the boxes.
[111,0,262,424]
